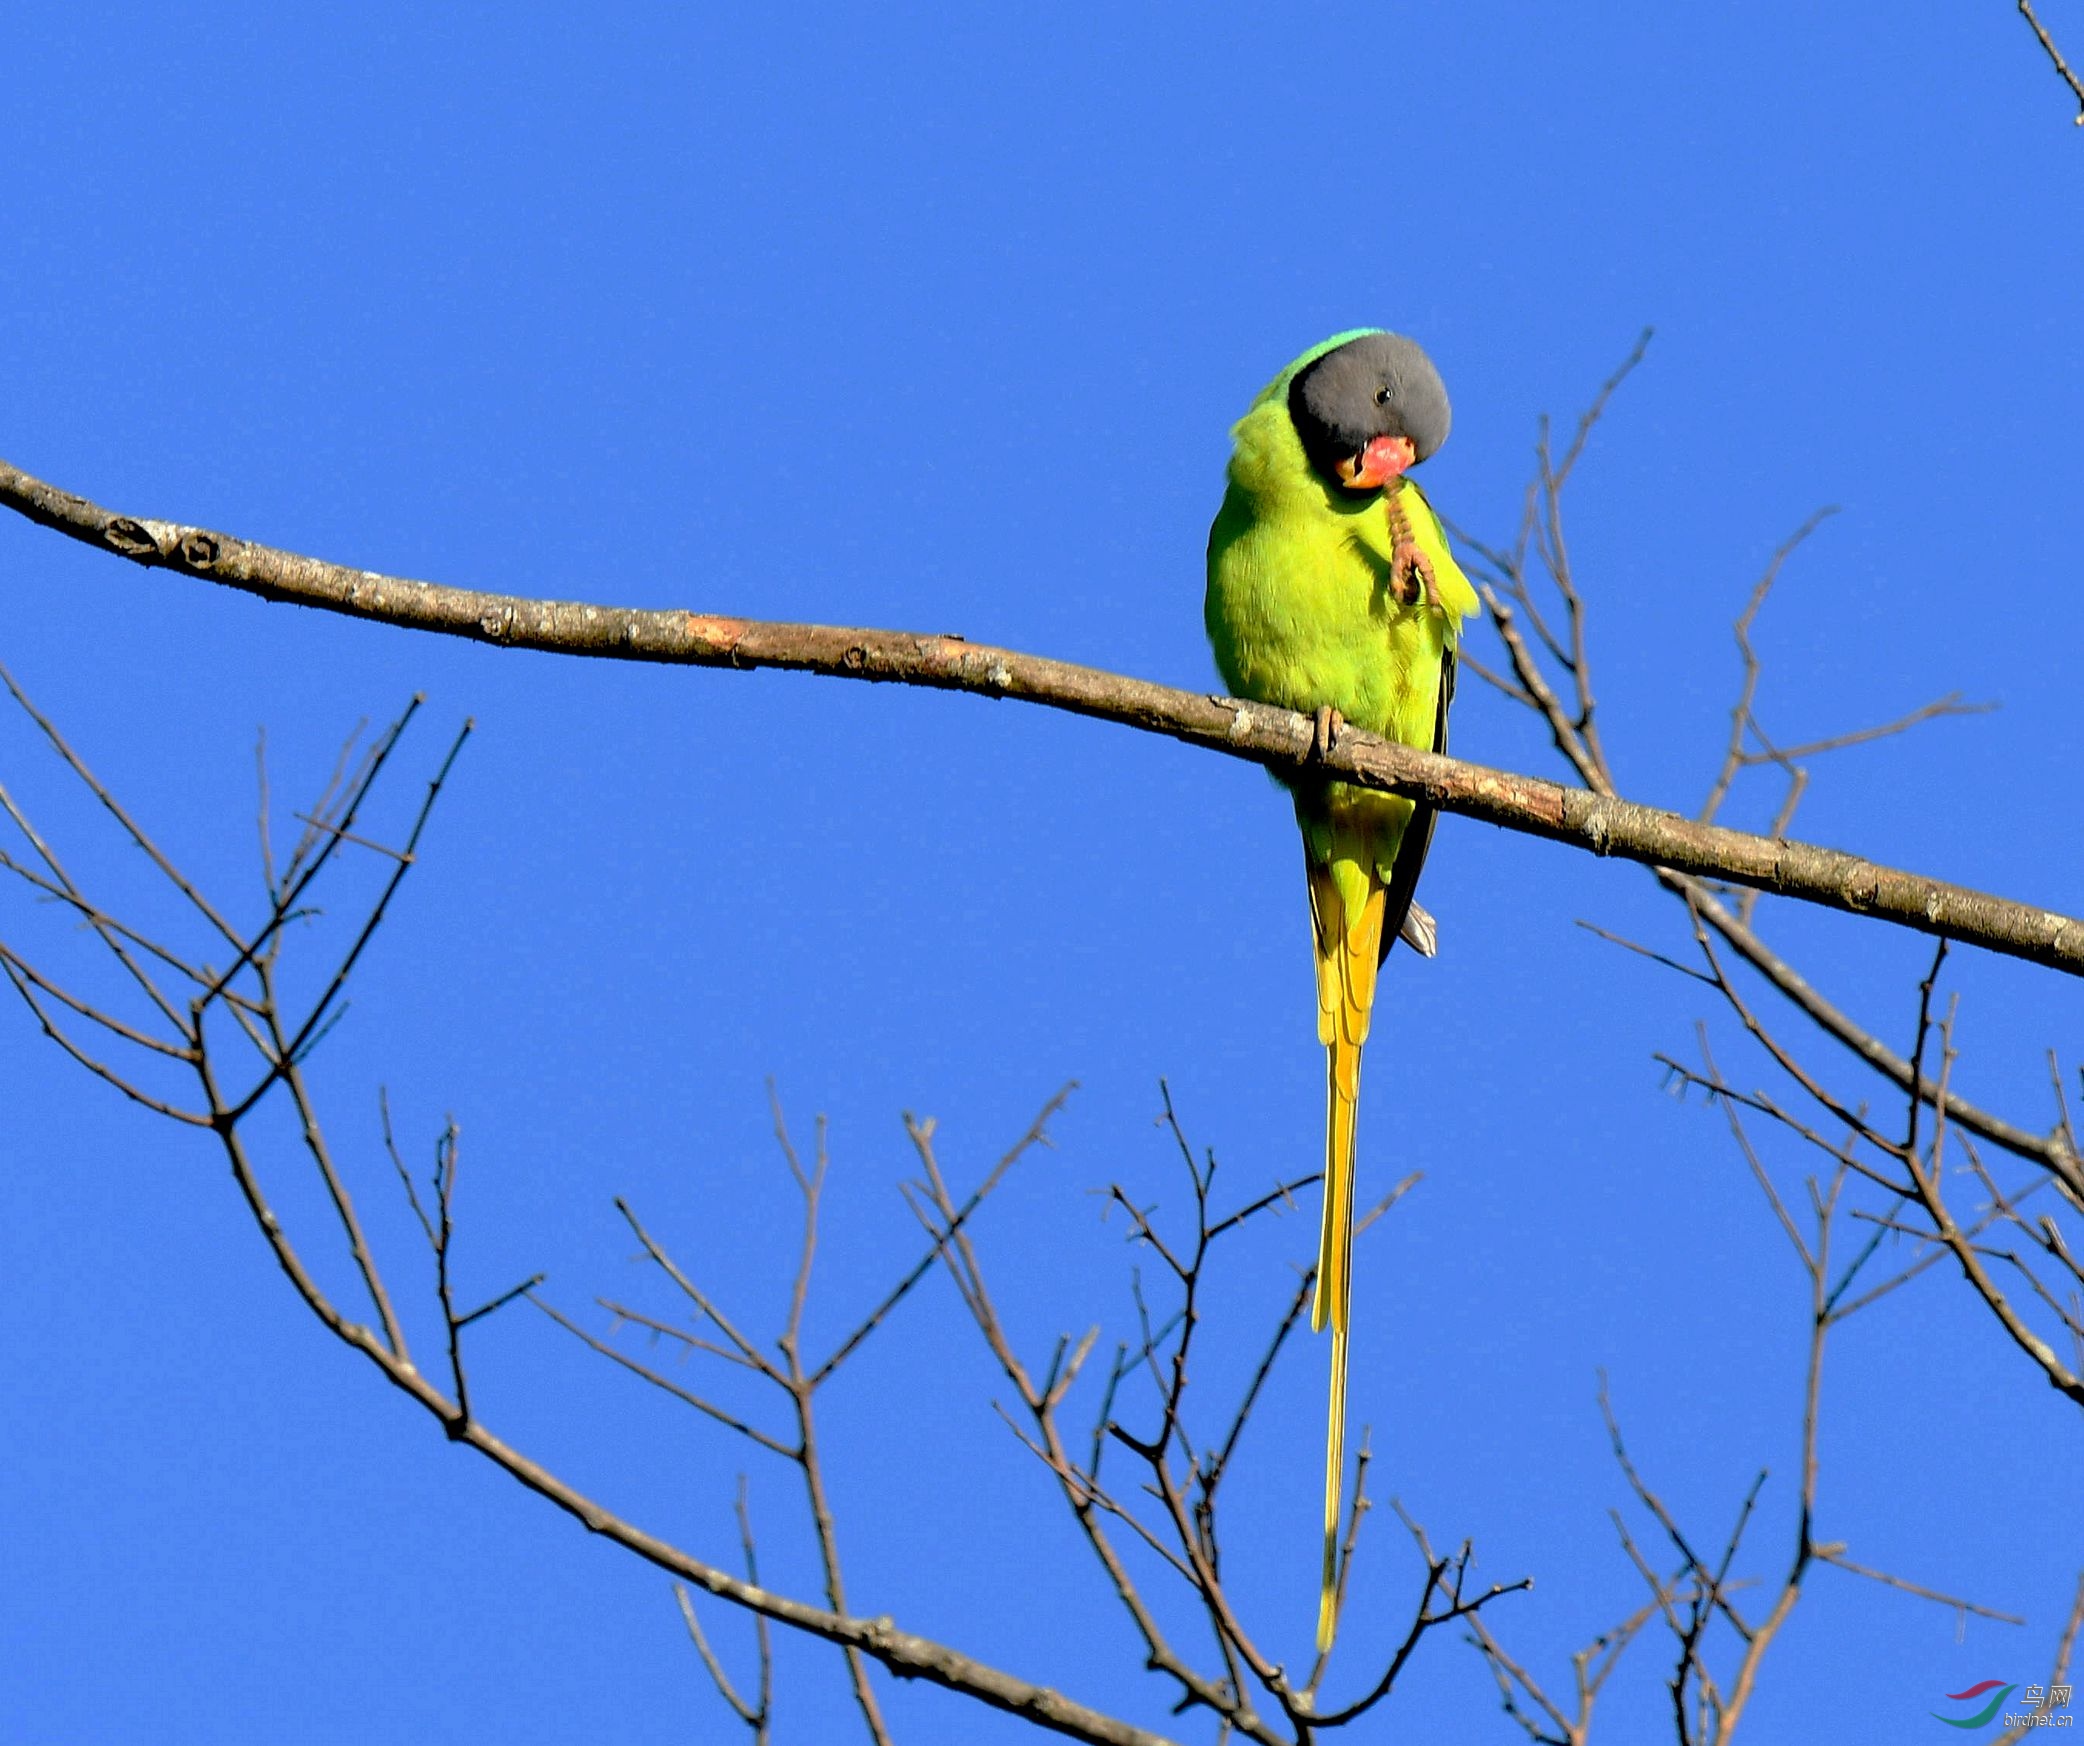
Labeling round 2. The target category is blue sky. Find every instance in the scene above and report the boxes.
[4,5,2082,1742]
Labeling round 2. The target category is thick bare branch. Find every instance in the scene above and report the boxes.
[3,457,2078,976]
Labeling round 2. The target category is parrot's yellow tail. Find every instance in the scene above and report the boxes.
[1304,856,1387,1654]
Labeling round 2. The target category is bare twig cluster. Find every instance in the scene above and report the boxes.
[534,1083,1073,1743]
[1664,940,2084,1408]
[1462,981,2074,1744]
[1449,339,2084,1738]
[1454,332,2081,1192]
[908,1083,1526,1742]
[0,666,1537,1742]
[0,673,1187,1746]
[563,1069,1529,1742]
[1471,1058,2040,1745]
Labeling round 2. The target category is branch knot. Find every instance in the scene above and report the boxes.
[103,517,158,557]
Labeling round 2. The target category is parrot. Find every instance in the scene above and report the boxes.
[1203,330,1477,1652]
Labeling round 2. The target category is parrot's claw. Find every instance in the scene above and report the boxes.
[1381,481,1443,612]
[1390,541,1440,611]
[1310,705,1344,765]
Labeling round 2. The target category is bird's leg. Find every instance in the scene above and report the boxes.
[1383,484,1441,611]
[1311,705,1345,765]
[1392,541,1439,610]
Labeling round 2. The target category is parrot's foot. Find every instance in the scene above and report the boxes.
[1389,540,1440,610]
[1382,482,1443,612]
[1309,705,1344,765]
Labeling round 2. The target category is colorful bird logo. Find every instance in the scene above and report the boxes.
[1931,1679,2016,1729]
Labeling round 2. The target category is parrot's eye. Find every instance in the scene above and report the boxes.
[1374,385,1393,406]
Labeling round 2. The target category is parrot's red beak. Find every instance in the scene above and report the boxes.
[1334,434,1417,491]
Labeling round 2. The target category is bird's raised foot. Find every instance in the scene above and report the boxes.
[1389,540,1440,611]
[1381,482,1444,612]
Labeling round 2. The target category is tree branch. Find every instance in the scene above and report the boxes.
[2,458,2077,977]
[2019,0,2084,123]
[352,1318,1184,1745]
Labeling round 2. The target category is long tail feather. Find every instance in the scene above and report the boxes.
[1318,1320,1349,1651]
[1304,854,1386,1653]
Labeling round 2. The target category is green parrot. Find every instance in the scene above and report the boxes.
[1204,330,1477,1652]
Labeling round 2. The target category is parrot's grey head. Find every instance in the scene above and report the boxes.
[1286,331,1451,493]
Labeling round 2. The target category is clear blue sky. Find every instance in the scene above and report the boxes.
[4,5,2081,1742]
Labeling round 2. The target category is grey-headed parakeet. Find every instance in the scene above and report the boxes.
[1205,330,1476,1650]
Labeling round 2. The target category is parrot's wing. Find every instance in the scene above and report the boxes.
[1380,645,1454,963]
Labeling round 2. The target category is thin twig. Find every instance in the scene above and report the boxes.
[2019,0,2084,122]
[1817,1549,2025,1626]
